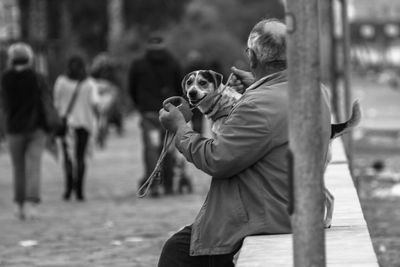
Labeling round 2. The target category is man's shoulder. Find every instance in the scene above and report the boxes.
[244,81,288,104]
[233,82,288,123]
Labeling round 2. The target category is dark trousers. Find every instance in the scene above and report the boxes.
[62,127,90,199]
[140,113,174,195]
[158,225,235,267]
[7,130,46,204]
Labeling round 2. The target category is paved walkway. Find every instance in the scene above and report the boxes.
[0,114,210,267]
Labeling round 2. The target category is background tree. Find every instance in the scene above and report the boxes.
[167,0,285,74]
[13,0,285,86]
[107,0,124,54]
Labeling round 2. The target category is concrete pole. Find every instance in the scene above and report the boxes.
[286,0,326,266]
[340,0,354,171]
[319,0,334,85]
[319,0,338,113]
[341,0,351,120]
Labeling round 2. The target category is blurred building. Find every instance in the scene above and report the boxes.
[0,0,19,73]
[349,0,400,69]
[349,0,400,22]
[0,0,20,41]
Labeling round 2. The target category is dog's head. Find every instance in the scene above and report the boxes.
[181,70,223,106]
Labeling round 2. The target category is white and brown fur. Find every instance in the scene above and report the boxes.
[182,70,362,228]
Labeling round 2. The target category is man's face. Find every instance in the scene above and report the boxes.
[246,47,258,72]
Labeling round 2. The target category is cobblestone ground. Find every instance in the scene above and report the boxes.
[0,114,211,267]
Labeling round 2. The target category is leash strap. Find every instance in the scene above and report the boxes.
[137,130,176,198]
[64,81,82,118]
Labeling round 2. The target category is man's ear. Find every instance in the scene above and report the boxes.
[207,70,223,89]
[248,48,258,69]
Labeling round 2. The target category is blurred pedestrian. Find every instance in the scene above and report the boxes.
[0,43,47,220]
[54,56,100,201]
[128,33,182,196]
[91,53,124,148]
[0,111,5,149]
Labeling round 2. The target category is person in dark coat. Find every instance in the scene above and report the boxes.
[128,34,182,196]
[0,43,47,220]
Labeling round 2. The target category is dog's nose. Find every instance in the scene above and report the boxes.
[188,90,197,98]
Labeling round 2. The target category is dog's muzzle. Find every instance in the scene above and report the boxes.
[188,90,197,98]
[189,95,207,106]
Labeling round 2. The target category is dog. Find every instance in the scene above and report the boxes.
[182,70,362,228]
[181,70,242,135]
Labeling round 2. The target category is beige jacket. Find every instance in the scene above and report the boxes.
[54,75,100,132]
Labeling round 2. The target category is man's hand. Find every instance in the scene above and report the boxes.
[159,103,187,133]
[228,67,255,94]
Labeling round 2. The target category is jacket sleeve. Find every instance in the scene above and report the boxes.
[53,77,63,113]
[36,73,52,108]
[175,100,273,179]
[0,75,8,114]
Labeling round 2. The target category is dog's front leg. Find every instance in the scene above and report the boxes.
[324,188,334,228]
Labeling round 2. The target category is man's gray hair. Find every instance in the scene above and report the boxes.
[247,19,286,66]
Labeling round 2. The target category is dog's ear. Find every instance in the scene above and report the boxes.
[181,72,194,94]
[206,70,223,89]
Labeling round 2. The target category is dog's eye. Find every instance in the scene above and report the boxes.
[186,80,193,86]
[199,80,207,86]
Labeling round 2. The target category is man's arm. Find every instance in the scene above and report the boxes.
[175,100,273,178]
[0,76,8,114]
[228,67,255,94]
[37,73,52,108]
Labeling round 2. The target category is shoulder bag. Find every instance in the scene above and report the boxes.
[55,80,82,137]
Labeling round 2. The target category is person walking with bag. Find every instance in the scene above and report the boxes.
[54,56,100,201]
[0,43,47,220]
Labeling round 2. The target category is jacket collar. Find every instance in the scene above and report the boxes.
[246,70,287,91]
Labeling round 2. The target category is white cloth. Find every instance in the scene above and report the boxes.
[93,78,118,113]
[53,75,100,133]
